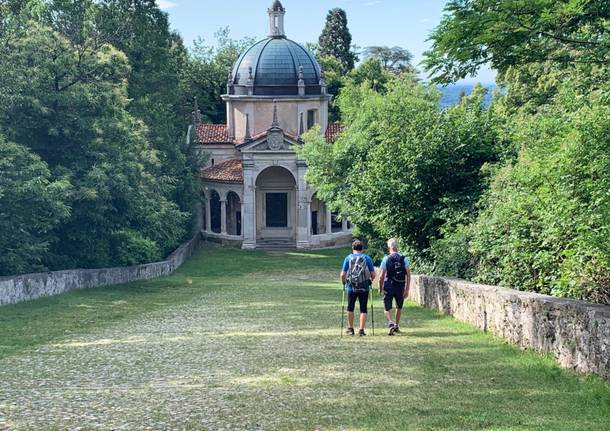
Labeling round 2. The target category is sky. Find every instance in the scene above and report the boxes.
[157,0,496,84]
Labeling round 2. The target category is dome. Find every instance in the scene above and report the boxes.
[229,37,323,96]
[270,0,285,11]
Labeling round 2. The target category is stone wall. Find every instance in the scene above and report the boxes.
[408,276,610,381]
[0,233,203,306]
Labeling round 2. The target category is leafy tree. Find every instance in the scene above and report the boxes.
[300,77,500,257]
[424,0,610,84]
[316,54,344,121]
[187,28,255,123]
[318,8,358,73]
[468,84,610,304]
[363,46,413,74]
[0,22,187,269]
[0,136,71,276]
[92,0,200,232]
[346,58,395,93]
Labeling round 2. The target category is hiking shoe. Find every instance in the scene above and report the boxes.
[388,326,396,336]
[394,325,401,334]
[346,328,355,336]
[359,329,366,337]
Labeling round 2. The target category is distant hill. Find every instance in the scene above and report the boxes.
[438,83,497,108]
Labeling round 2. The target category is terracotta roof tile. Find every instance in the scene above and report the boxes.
[195,124,232,144]
[325,122,345,144]
[200,159,243,183]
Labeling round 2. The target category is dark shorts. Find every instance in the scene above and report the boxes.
[383,289,404,311]
[347,290,369,313]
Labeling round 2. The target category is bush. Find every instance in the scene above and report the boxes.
[469,86,610,303]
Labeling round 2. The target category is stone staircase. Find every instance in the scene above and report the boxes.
[256,239,297,250]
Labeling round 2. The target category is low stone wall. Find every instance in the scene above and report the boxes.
[0,233,203,306]
[408,276,610,381]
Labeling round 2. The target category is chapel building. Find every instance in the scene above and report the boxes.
[191,1,352,250]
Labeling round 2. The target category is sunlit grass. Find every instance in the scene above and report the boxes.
[0,245,608,430]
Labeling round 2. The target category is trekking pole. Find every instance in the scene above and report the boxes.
[370,287,375,336]
[340,285,346,338]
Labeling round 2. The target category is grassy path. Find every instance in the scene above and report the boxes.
[0,247,608,430]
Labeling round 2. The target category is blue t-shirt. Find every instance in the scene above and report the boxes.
[380,253,411,290]
[342,253,375,292]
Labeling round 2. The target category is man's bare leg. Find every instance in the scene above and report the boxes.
[347,311,355,329]
[395,308,402,326]
[359,312,367,331]
[384,310,394,325]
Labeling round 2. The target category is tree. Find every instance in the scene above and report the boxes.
[93,0,200,233]
[0,136,71,276]
[468,84,610,304]
[187,28,255,124]
[346,58,395,93]
[318,8,358,73]
[0,21,187,270]
[424,0,610,84]
[299,77,500,256]
[363,46,413,74]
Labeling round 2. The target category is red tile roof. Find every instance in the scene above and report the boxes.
[325,122,345,143]
[194,122,345,145]
[195,124,231,144]
[200,159,243,183]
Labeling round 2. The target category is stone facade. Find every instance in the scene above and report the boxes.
[0,234,202,306]
[408,275,610,381]
[193,1,352,250]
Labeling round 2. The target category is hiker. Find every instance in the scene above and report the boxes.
[378,238,411,335]
[340,240,376,336]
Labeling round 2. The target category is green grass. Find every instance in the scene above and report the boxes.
[0,246,608,430]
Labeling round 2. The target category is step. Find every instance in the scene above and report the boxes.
[256,240,297,250]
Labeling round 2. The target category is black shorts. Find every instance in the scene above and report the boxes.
[383,289,404,311]
[347,290,369,313]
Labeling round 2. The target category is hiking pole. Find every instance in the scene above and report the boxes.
[340,285,346,338]
[370,287,375,336]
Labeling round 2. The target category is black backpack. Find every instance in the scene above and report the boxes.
[386,253,406,285]
[347,255,371,292]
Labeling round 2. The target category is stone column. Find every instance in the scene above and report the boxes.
[205,196,212,233]
[242,160,257,249]
[342,218,348,233]
[326,207,333,235]
[220,199,228,235]
[296,160,310,249]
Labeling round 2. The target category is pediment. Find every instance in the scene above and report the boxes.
[237,132,302,153]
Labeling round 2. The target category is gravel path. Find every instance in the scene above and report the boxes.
[1,248,608,430]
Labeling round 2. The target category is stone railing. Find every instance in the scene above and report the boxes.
[0,233,203,306]
[408,275,610,381]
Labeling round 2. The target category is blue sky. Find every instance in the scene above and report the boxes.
[158,0,496,84]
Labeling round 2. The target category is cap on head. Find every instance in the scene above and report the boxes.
[352,240,364,251]
[387,238,399,251]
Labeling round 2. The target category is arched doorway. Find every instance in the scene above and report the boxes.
[210,190,221,233]
[227,192,242,236]
[255,166,296,241]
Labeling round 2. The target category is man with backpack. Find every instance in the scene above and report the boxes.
[340,240,376,336]
[378,238,411,336]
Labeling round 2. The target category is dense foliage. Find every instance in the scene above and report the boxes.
[300,77,500,258]
[0,137,71,274]
[302,1,610,304]
[424,0,610,84]
[0,0,196,274]
[467,85,610,303]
